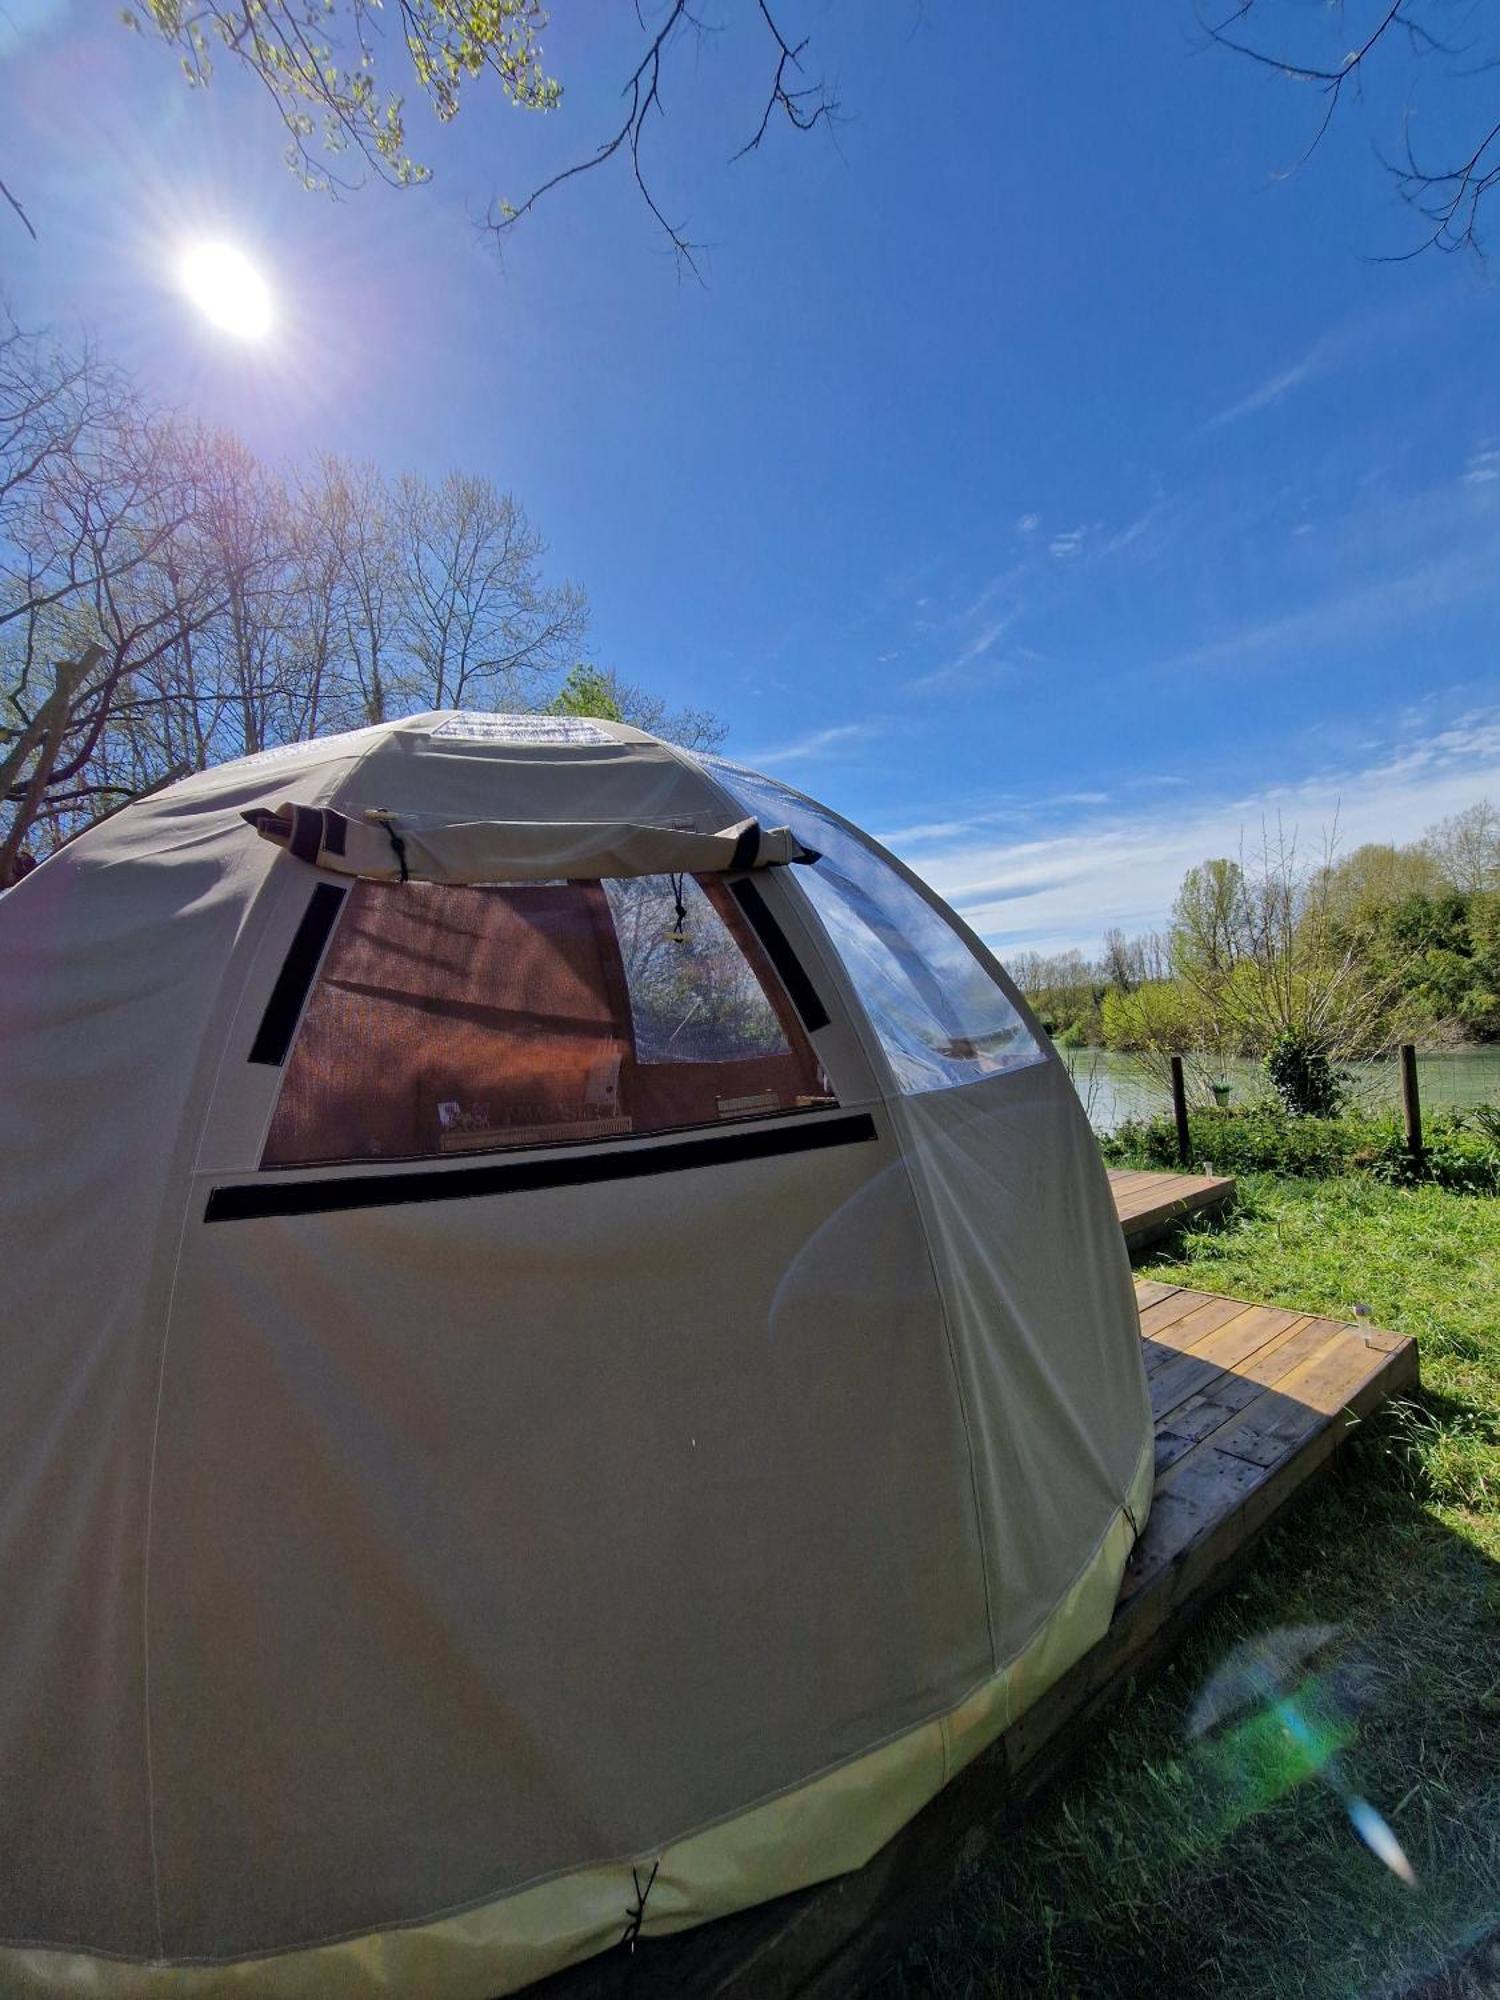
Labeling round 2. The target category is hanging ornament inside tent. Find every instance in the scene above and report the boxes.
[667,872,688,943]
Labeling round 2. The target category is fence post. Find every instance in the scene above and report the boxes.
[1170,1055,1191,1169]
[1399,1043,1424,1170]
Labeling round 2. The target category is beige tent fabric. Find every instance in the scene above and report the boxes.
[243,800,813,881]
[0,711,1151,1996]
[0,1444,1149,1999]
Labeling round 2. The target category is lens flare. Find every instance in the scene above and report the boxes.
[1190,1624,1418,1888]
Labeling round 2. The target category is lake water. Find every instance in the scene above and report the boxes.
[1059,1046,1500,1135]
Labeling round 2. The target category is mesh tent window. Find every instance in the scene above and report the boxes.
[701,759,1045,1095]
[261,875,836,1169]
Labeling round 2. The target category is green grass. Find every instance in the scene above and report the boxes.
[886,1173,1500,2000]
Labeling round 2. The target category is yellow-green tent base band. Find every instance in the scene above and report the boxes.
[0,1446,1149,2000]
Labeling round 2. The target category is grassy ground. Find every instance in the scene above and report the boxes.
[885,1173,1500,2000]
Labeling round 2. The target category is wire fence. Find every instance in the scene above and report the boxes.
[1062,1047,1500,1137]
[1342,1050,1500,1117]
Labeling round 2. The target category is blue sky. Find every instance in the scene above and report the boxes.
[4,2,1499,954]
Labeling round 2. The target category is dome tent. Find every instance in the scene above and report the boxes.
[0,712,1152,1998]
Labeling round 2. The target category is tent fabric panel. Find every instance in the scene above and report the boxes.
[0,1461,1144,1998]
[330,727,729,841]
[142,1141,991,1959]
[0,802,300,1957]
[894,1064,1152,1663]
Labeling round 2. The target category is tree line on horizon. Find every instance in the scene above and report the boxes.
[1012,803,1500,1111]
[0,307,720,886]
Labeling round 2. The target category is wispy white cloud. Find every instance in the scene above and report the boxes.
[1166,538,1500,672]
[875,789,1112,849]
[1200,294,1450,436]
[739,721,881,766]
[961,565,1023,622]
[906,610,1016,694]
[1465,446,1500,486]
[874,816,977,848]
[1016,513,1040,535]
[888,711,1500,958]
[1049,525,1087,559]
[1203,353,1321,432]
[1100,498,1175,561]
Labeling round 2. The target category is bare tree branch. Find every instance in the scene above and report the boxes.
[488,0,837,277]
[0,176,36,240]
[1200,0,1500,255]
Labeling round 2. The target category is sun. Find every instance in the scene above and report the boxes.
[176,240,275,342]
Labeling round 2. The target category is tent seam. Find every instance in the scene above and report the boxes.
[884,1098,1002,1686]
[668,746,1002,1683]
[139,1199,192,1961]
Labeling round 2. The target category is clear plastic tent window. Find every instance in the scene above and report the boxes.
[262,875,834,1168]
[428,714,620,744]
[701,757,1046,1095]
[601,875,789,1065]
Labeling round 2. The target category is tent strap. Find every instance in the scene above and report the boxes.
[242,803,819,885]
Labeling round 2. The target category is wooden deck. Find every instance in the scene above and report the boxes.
[533,1284,1417,2000]
[1111,1166,1237,1251]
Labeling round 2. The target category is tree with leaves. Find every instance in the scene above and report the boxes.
[547,661,726,753]
[104,0,835,274]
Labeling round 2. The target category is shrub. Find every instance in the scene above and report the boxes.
[1100,1104,1500,1193]
[1099,978,1202,1053]
[1262,1032,1346,1118]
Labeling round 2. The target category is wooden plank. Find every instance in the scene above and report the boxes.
[1114,1182,1206,1222]
[1122,1327,1416,1609]
[1116,1172,1207,1205]
[1131,1279,1184,1312]
[1212,1321,1396,1469]
[1145,1303,1309,1416]
[1123,1184,1229,1214]
[1138,1290,1253,1352]
[1110,1169,1224,1202]
[531,1290,1417,2000]
[1123,1179,1228,1225]
[1110,1168,1236,1253]
[1152,1315,1328,1471]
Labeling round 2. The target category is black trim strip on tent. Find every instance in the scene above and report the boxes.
[729,878,831,1033]
[729,820,761,871]
[287,805,322,864]
[246,882,347,1067]
[204,1111,878,1223]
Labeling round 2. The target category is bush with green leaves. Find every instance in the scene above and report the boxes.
[1101,1104,1500,1194]
[1263,1032,1346,1117]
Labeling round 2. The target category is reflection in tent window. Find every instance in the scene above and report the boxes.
[261,876,835,1169]
[702,757,1046,1095]
[602,875,787,1064]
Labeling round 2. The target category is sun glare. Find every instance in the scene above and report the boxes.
[176,240,274,342]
